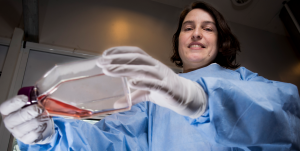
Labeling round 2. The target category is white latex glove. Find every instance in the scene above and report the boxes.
[97,46,207,118]
[0,95,55,144]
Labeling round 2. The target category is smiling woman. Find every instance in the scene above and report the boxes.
[178,9,219,72]
[171,1,241,71]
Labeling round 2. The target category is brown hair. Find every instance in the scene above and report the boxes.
[171,1,241,69]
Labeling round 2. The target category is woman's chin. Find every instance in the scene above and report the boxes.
[187,57,205,63]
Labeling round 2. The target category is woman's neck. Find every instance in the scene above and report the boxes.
[182,62,213,73]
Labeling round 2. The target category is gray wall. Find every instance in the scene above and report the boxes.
[229,21,300,88]
[0,0,22,38]
[0,0,299,88]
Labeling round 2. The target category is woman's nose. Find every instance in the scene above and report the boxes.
[192,28,202,40]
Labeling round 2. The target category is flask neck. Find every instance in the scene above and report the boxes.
[18,86,39,107]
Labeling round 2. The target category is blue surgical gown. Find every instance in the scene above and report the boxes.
[18,64,300,150]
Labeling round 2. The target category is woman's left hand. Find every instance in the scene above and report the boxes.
[97,46,207,118]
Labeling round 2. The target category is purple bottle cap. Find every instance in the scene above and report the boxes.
[18,86,37,106]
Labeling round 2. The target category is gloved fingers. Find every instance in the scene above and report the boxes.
[128,78,170,94]
[18,115,54,145]
[101,64,162,80]
[129,79,180,107]
[11,114,51,138]
[18,132,39,144]
[102,46,149,57]
[0,95,28,116]
[4,104,43,129]
[18,124,45,145]
[113,90,150,108]
[130,90,151,105]
[97,53,156,66]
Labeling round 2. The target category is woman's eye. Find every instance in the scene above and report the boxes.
[204,28,213,31]
[184,27,193,31]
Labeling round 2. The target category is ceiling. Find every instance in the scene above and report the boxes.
[151,0,289,36]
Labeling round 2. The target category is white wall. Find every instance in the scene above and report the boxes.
[0,0,299,88]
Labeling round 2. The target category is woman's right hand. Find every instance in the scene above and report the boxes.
[0,95,55,144]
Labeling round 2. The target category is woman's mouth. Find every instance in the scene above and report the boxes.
[188,42,205,48]
[190,45,202,48]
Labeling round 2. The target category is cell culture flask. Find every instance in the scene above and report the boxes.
[18,57,132,119]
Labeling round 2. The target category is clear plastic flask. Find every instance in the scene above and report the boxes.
[18,57,132,119]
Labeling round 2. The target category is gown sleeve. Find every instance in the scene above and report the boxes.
[17,102,150,151]
[187,67,300,149]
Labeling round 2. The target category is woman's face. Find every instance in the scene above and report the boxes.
[178,8,218,71]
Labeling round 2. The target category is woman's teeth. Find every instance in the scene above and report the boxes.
[190,45,201,48]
